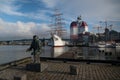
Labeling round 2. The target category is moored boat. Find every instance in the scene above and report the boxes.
[114,43,120,48]
[50,34,66,47]
[89,42,115,48]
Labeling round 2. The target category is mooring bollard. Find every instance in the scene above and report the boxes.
[69,65,78,75]
[14,74,27,80]
[26,63,48,72]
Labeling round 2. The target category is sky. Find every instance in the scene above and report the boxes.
[0,0,120,40]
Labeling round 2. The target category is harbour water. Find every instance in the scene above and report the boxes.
[0,45,120,64]
[76,47,120,60]
[0,45,30,64]
[0,45,69,64]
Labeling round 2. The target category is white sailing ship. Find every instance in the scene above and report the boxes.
[49,9,67,47]
[51,34,66,47]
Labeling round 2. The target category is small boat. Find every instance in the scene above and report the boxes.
[89,42,115,48]
[105,43,115,48]
[114,43,120,48]
[97,43,115,48]
[89,42,105,48]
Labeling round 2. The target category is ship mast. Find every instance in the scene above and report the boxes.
[50,9,66,38]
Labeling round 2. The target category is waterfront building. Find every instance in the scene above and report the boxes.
[104,28,120,42]
[70,16,89,45]
[93,28,120,43]
[70,21,78,43]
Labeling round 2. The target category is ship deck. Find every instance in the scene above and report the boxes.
[0,60,120,80]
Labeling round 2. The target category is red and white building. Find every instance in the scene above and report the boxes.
[70,21,78,40]
[70,16,89,43]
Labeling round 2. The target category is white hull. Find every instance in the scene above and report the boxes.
[97,44,114,48]
[97,44,105,48]
[89,42,115,48]
[115,43,120,48]
[51,34,66,47]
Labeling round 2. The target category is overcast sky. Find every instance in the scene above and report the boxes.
[0,0,120,40]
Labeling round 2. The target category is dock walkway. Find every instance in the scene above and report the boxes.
[0,61,120,80]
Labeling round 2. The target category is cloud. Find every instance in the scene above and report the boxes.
[0,0,119,40]
[26,9,53,22]
[41,0,59,8]
[1,0,120,22]
[55,0,120,32]
[0,0,24,16]
[0,0,53,21]
[38,0,120,35]
[66,0,119,19]
[0,18,51,40]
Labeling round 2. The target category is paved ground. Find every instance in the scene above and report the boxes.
[0,61,120,80]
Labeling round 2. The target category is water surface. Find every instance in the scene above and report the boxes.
[0,45,119,64]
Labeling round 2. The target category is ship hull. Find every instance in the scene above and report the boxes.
[51,34,66,47]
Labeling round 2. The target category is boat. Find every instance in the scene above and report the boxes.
[97,43,115,48]
[97,43,106,48]
[89,42,115,48]
[114,43,120,48]
[89,42,105,48]
[50,34,66,47]
[105,43,115,48]
[48,9,67,47]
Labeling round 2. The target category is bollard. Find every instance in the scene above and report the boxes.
[26,63,48,72]
[70,65,78,75]
[14,74,27,80]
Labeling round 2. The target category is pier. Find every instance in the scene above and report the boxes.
[0,57,120,80]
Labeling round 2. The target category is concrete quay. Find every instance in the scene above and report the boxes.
[0,60,120,80]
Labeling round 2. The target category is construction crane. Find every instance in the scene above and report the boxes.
[99,20,119,31]
[93,26,103,34]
